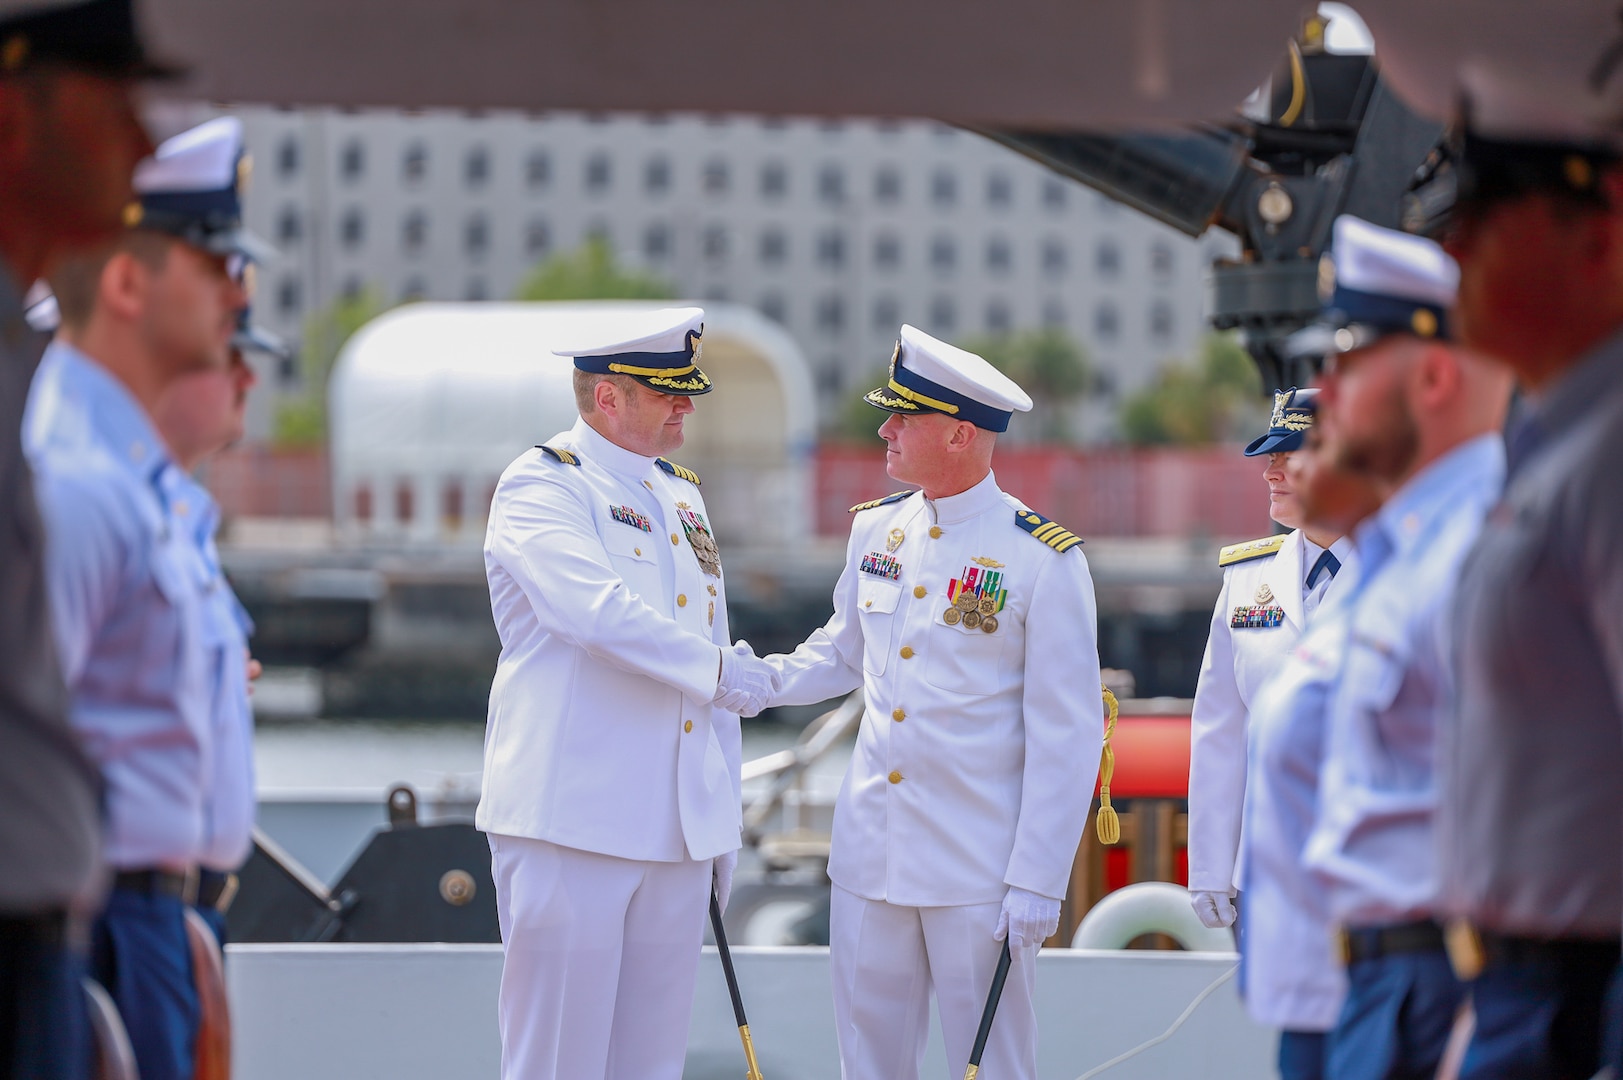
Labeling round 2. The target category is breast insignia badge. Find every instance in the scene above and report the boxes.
[886,528,905,553]
[943,564,1008,634]
[674,502,722,577]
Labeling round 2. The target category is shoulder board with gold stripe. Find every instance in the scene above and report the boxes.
[535,444,581,466]
[848,490,914,514]
[656,458,701,486]
[1015,510,1084,553]
[1218,534,1287,567]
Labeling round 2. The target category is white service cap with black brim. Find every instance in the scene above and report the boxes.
[864,324,1032,432]
[1304,215,1458,358]
[129,116,275,263]
[553,306,712,396]
[0,0,185,80]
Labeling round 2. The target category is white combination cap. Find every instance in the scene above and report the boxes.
[864,324,1032,432]
[553,306,711,396]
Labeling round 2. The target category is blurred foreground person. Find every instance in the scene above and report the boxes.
[154,297,285,947]
[1238,403,1382,1080]
[0,1,166,1075]
[1302,215,1511,1080]
[479,307,769,1080]
[1186,386,1353,945]
[1435,79,1623,1080]
[26,117,252,1080]
[728,327,1102,1080]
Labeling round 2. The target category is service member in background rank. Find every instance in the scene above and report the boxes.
[0,2,168,1074]
[1298,215,1512,1080]
[1186,385,1353,949]
[478,307,774,1080]
[24,116,254,1080]
[722,325,1103,1080]
[154,292,286,947]
[1233,387,1384,1080]
[1431,77,1623,1080]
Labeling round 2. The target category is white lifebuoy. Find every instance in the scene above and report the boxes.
[1071,882,1236,952]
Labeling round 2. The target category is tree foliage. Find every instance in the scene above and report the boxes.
[513,236,677,301]
[1118,332,1267,446]
[273,287,389,447]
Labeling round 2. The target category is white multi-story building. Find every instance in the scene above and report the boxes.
[221,107,1233,440]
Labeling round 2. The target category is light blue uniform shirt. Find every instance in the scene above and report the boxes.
[1238,555,1360,1031]
[24,343,212,871]
[1304,434,1506,928]
[173,470,256,871]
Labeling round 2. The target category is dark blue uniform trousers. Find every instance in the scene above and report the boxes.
[0,915,89,1080]
[93,889,197,1080]
[1279,1029,1330,1080]
[1461,945,1618,1079]
[1327,950,1464,1080]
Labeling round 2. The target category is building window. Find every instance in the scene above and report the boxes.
[815,363,843,399]
[340,208,365,250]
[1094,302,1120,342]
[465,146,490,189]
[401,211,427,254]
[1042,300,1067,327]
[527,219,551,258]
[929,295,956,333]
[873,234,901,271]
[402,142,428,184]
[758,229,787,267]
[817,165,845,205]
[986,173,1012,208]
[276,136,300,179]
[1095,240,1121,278]
[1149,300,1174,341]
[816,295,845,332]
[586,153,612,194]
[465,278,488,302]
[816,229,846,270]
[702,225,728,264]
[872,295,899,332]
[465,214,489,258]
[759,294,787,324]
[276,206,301,246]
[642,223,670,261]
[1150,240,1174,278]
[703,158,729,195]
[1042,178,1067,210]
[874,167,902,203]
[759,161,787,199]
[930,235,957,273]
[277,277,301,316]
[985,238,1012,274]
[985,300,1012,334]
[931,170,957,207]
[1041,238,1067,275]
[526,149,551,190]
[644,156,670,195]
[340,139,364,183]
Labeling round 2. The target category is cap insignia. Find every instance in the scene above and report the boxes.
[689,328,704,365]
[236,152,254,196]
[1269,390,1290,429]
[1317,252,1337,304]
[122,201,144,228]
[888,339,901,379]
[2,34,29,72]
[1565,154,1594,191]
[1411,307,1438,338]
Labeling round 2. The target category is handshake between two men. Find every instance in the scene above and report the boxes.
[714,640,780,717]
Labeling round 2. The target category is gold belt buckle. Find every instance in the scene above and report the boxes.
[179,866,200,907]
[1334,926,1352,967]
[214,873,240,914]
[1444,919,1485,981]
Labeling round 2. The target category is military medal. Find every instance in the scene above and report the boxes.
[610,504,653,532]
[942,563,1008,633]
[674,502,722,578]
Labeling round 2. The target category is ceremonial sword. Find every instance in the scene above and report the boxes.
[964,939,1014,1080]
[710,888,765,1080]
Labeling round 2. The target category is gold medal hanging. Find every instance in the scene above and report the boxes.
[943,606,962,625]
[980,615,999,634]
[962,610,983,629]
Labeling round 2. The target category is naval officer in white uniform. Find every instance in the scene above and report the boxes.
[1186,387,1354,947]
[478,307,776,1080]
[724,326,1104,1080]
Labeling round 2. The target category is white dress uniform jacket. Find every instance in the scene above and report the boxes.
[1187,530,1353,895]
[477,417,740,863]
[766,473,1102,905]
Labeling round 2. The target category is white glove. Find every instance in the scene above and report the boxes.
[993,886,1061,950]
[713,850,738,914]
[714,640,777,717]
[1190,889,1237,929]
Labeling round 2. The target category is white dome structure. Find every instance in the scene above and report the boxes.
[328,301,818,551]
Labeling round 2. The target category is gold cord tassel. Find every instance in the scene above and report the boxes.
[1095,687,1121,845]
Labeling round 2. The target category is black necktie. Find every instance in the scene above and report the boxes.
[1306,549,1341,590]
